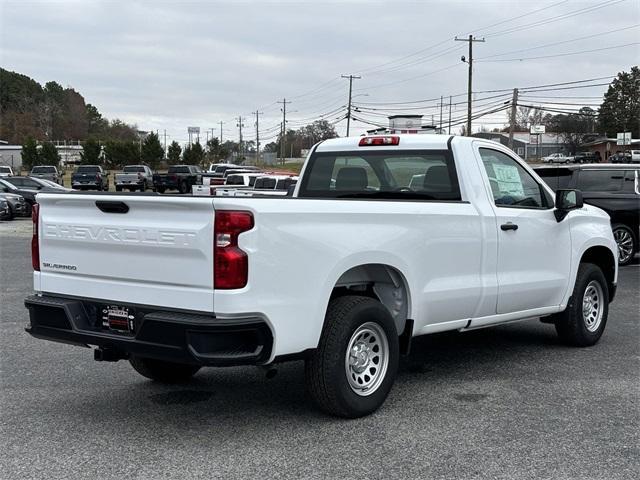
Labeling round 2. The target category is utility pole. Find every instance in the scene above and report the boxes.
[448,96,452,135]
[508,88,519,149]
[277,98,291,163]
[252,110,263,165]
[455,34,485,136]
[237,116,245,161]
[163,129,167,158]
[439,95,444,133]
[218,121,224,143]
[341,74,361,136]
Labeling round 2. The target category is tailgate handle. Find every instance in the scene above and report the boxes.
[95,201,129,214]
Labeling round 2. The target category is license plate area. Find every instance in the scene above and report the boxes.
[101,305,135,333]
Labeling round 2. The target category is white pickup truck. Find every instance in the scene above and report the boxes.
[25,134,618,418]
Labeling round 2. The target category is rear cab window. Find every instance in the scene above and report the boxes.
[76,166,100,174]
[31,166,56,173]
[168,166,190,174]
[298,150,461,201]
[123,166,145,173]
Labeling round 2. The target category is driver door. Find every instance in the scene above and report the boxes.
[477,147,571,314]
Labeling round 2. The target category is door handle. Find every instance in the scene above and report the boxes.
[500,222,518,231]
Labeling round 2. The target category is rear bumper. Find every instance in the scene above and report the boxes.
[24,295,273,366]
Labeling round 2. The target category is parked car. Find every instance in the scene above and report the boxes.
[30,165,63,185]
[573,152,598,164]
[0,198,10,220]
[4,175,69,192]
[0,190,30,218]
[72,165,109,191]
[542,153,574,163]
[629,150,640,163]
[115,165,153,192]
[152,165,202,193]
[204,164,262,186]
[535,163,639,266]
[0,165,14,177]
[25,134,618,418]
[0,178,37,208]
[608,151,632,163]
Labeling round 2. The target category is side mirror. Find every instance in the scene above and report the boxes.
[554,189,583,222]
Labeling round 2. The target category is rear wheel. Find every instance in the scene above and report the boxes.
[156,187,165,194]
[554,263,609,347]
[115,186,122,192]
[129,356,200,383]
[612,224,636,266]
[179,180,188,194]
[305,295,399,418]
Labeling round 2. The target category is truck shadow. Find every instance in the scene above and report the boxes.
[69,319,566,425]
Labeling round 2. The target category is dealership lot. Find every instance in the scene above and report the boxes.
[1,219,638,480]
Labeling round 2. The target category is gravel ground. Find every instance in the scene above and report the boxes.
[0,232,638,480]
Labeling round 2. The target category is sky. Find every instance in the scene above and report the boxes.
[1,0,638,147]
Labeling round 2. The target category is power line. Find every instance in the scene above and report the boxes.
[483,0,628,38]
[477,42,640,62]
[478,24,640,60]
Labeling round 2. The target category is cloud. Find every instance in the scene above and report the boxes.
[1,0,638,144]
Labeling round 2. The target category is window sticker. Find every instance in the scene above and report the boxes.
[493,164,524,197]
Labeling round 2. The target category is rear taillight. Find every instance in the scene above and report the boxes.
[31,203,40,271]
[214,211,254,289]
[96,174,100,181]
[359,136,400,146]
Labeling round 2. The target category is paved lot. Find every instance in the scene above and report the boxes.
[1,222,638,480]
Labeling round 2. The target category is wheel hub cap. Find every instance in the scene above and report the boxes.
[345,322,389,397]
[613,228,634,264]
[582,280,604,332]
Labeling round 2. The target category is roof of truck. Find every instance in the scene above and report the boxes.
[315,134,453,152]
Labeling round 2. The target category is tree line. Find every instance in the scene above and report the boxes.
[496,66,639,152]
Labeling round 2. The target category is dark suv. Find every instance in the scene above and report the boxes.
[535,164,639,265]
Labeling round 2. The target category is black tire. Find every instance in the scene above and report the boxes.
[140,181,146,192]
[179,180,188,194]
[129,356,201,383]
[156,187,165,194]
[115,186,122,192]
[612,223,637,266]
[7,205,15,220]
[305,295,399,418]
[554,263,609,347]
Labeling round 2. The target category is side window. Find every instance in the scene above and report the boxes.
[577,170,624,192]
[479,148,547,209]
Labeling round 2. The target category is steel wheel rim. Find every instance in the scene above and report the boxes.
[613,228,634,264]
[582,280,604,332]
[345,322,389,397]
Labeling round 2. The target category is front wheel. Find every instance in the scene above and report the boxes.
[554,263,609,347]
[305,295,399,418]
[612,224,636,266]
[129,356,201,383]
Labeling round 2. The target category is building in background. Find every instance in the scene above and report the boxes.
[366,115,443,135]
[472,132,575,160]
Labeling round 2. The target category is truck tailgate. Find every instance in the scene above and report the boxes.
[35,193,215,312]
